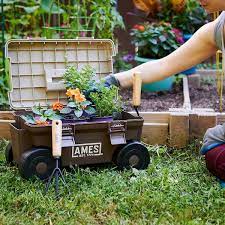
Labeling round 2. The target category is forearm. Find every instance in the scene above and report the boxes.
[115,21,218,88]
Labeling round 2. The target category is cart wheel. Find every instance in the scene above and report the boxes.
[116,142,150,170]
[5,143,13,164]
[19,148,56,180]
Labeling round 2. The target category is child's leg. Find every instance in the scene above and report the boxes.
[205,144,225,181]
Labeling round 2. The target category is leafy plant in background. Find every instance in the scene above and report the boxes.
[50,0,125,40]
[130,22,184,59]
[113,52,134,73]
[157,0,208,34]
[0,58,10,110]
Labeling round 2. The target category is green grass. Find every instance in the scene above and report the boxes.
[0,140,225,225]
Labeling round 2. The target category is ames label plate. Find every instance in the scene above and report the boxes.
[72,142,102,158]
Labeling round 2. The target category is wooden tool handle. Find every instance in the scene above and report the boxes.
[132,72,142,107]
[52,120,62,158]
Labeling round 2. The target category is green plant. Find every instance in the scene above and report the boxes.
[48,0,125,40]
[130,22,184,59]
[113,52,134,73]
[63,65,96,92]
[90,84,123,117]
[158,0,208,34]
[64,65,123,118]
[63,88,96,118]
[0,59,10,109]
[21,104,62,125]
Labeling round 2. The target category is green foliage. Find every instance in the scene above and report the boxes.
[63,65,123,118]
[21,105,62,125]
[130,22,183,59]
[1,140,225,224]
[90,84,123,117]
[113,52,134,73]
[63,65,95,92]
[60,0,124,39]
[0,59,9,110]
[173,74,185,86]
[158,0,208,34]
[65,99,96,119]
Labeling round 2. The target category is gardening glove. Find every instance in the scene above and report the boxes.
[201,123,225,155]
[103,74,120,88]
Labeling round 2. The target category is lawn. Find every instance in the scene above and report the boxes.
[0,140,225,225]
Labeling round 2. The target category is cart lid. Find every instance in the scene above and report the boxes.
[5,39,116,110]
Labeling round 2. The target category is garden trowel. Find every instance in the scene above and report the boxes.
[133,72,142,116]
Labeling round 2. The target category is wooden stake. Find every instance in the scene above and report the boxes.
[132,72,142,107]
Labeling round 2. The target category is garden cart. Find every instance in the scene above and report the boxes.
[5,39,150,180]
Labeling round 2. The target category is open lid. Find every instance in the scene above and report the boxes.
[5,39,116,110]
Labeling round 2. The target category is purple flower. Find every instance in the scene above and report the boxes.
[80,31,87,37]
[172,28,184,44]
[122,54,134,62]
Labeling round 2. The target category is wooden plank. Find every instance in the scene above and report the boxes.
[187,74,200,88]
[129,111,170,123]
[189,112,217,140]
[0,120,14,140]
[216,112,225,124]
[0,111,14,120]
[169,112,189,148]
[182,77,191,110]
[142,122,168,145]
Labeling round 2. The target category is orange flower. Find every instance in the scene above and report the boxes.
[75,93,86,103]
[35,120,49,126]
[52,102,64,111]
[171,0,186,12]
[66,88,80,98]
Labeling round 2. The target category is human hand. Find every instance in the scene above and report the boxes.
[103,74,120,88]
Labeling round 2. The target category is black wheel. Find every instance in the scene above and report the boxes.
[5,143,13,164]
[18,148,56,180]
[115,142,150,170]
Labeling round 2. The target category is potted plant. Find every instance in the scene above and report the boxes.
[21,65,123,125]
[130,22,184,91]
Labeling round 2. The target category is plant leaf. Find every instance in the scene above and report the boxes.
[21,115,36,125]
[32,106,43,116]
[48,114,62,120]
[81,100,92,107]
[159,35,166,42]
[85,106,96,115]
[60,107,72,114]
[67,102,76,108]
[74,110,83,118]
[40,116,47,122]
[44,109,54,117]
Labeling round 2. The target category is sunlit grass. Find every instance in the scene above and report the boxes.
[0,140,224,225]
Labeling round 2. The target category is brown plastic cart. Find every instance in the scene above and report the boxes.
[5,39,150,180]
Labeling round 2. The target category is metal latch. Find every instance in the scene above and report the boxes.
[62,125,75,147]
[108,121,127,145]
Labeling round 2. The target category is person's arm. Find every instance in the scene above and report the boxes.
[115,20,219,88]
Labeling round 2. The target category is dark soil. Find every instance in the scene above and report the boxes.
[120,84,183,112]
[190,83,225,112]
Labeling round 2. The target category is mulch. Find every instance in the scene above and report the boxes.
[120,79,225,112]
[189,83,225,112]
[120,84,183,112]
